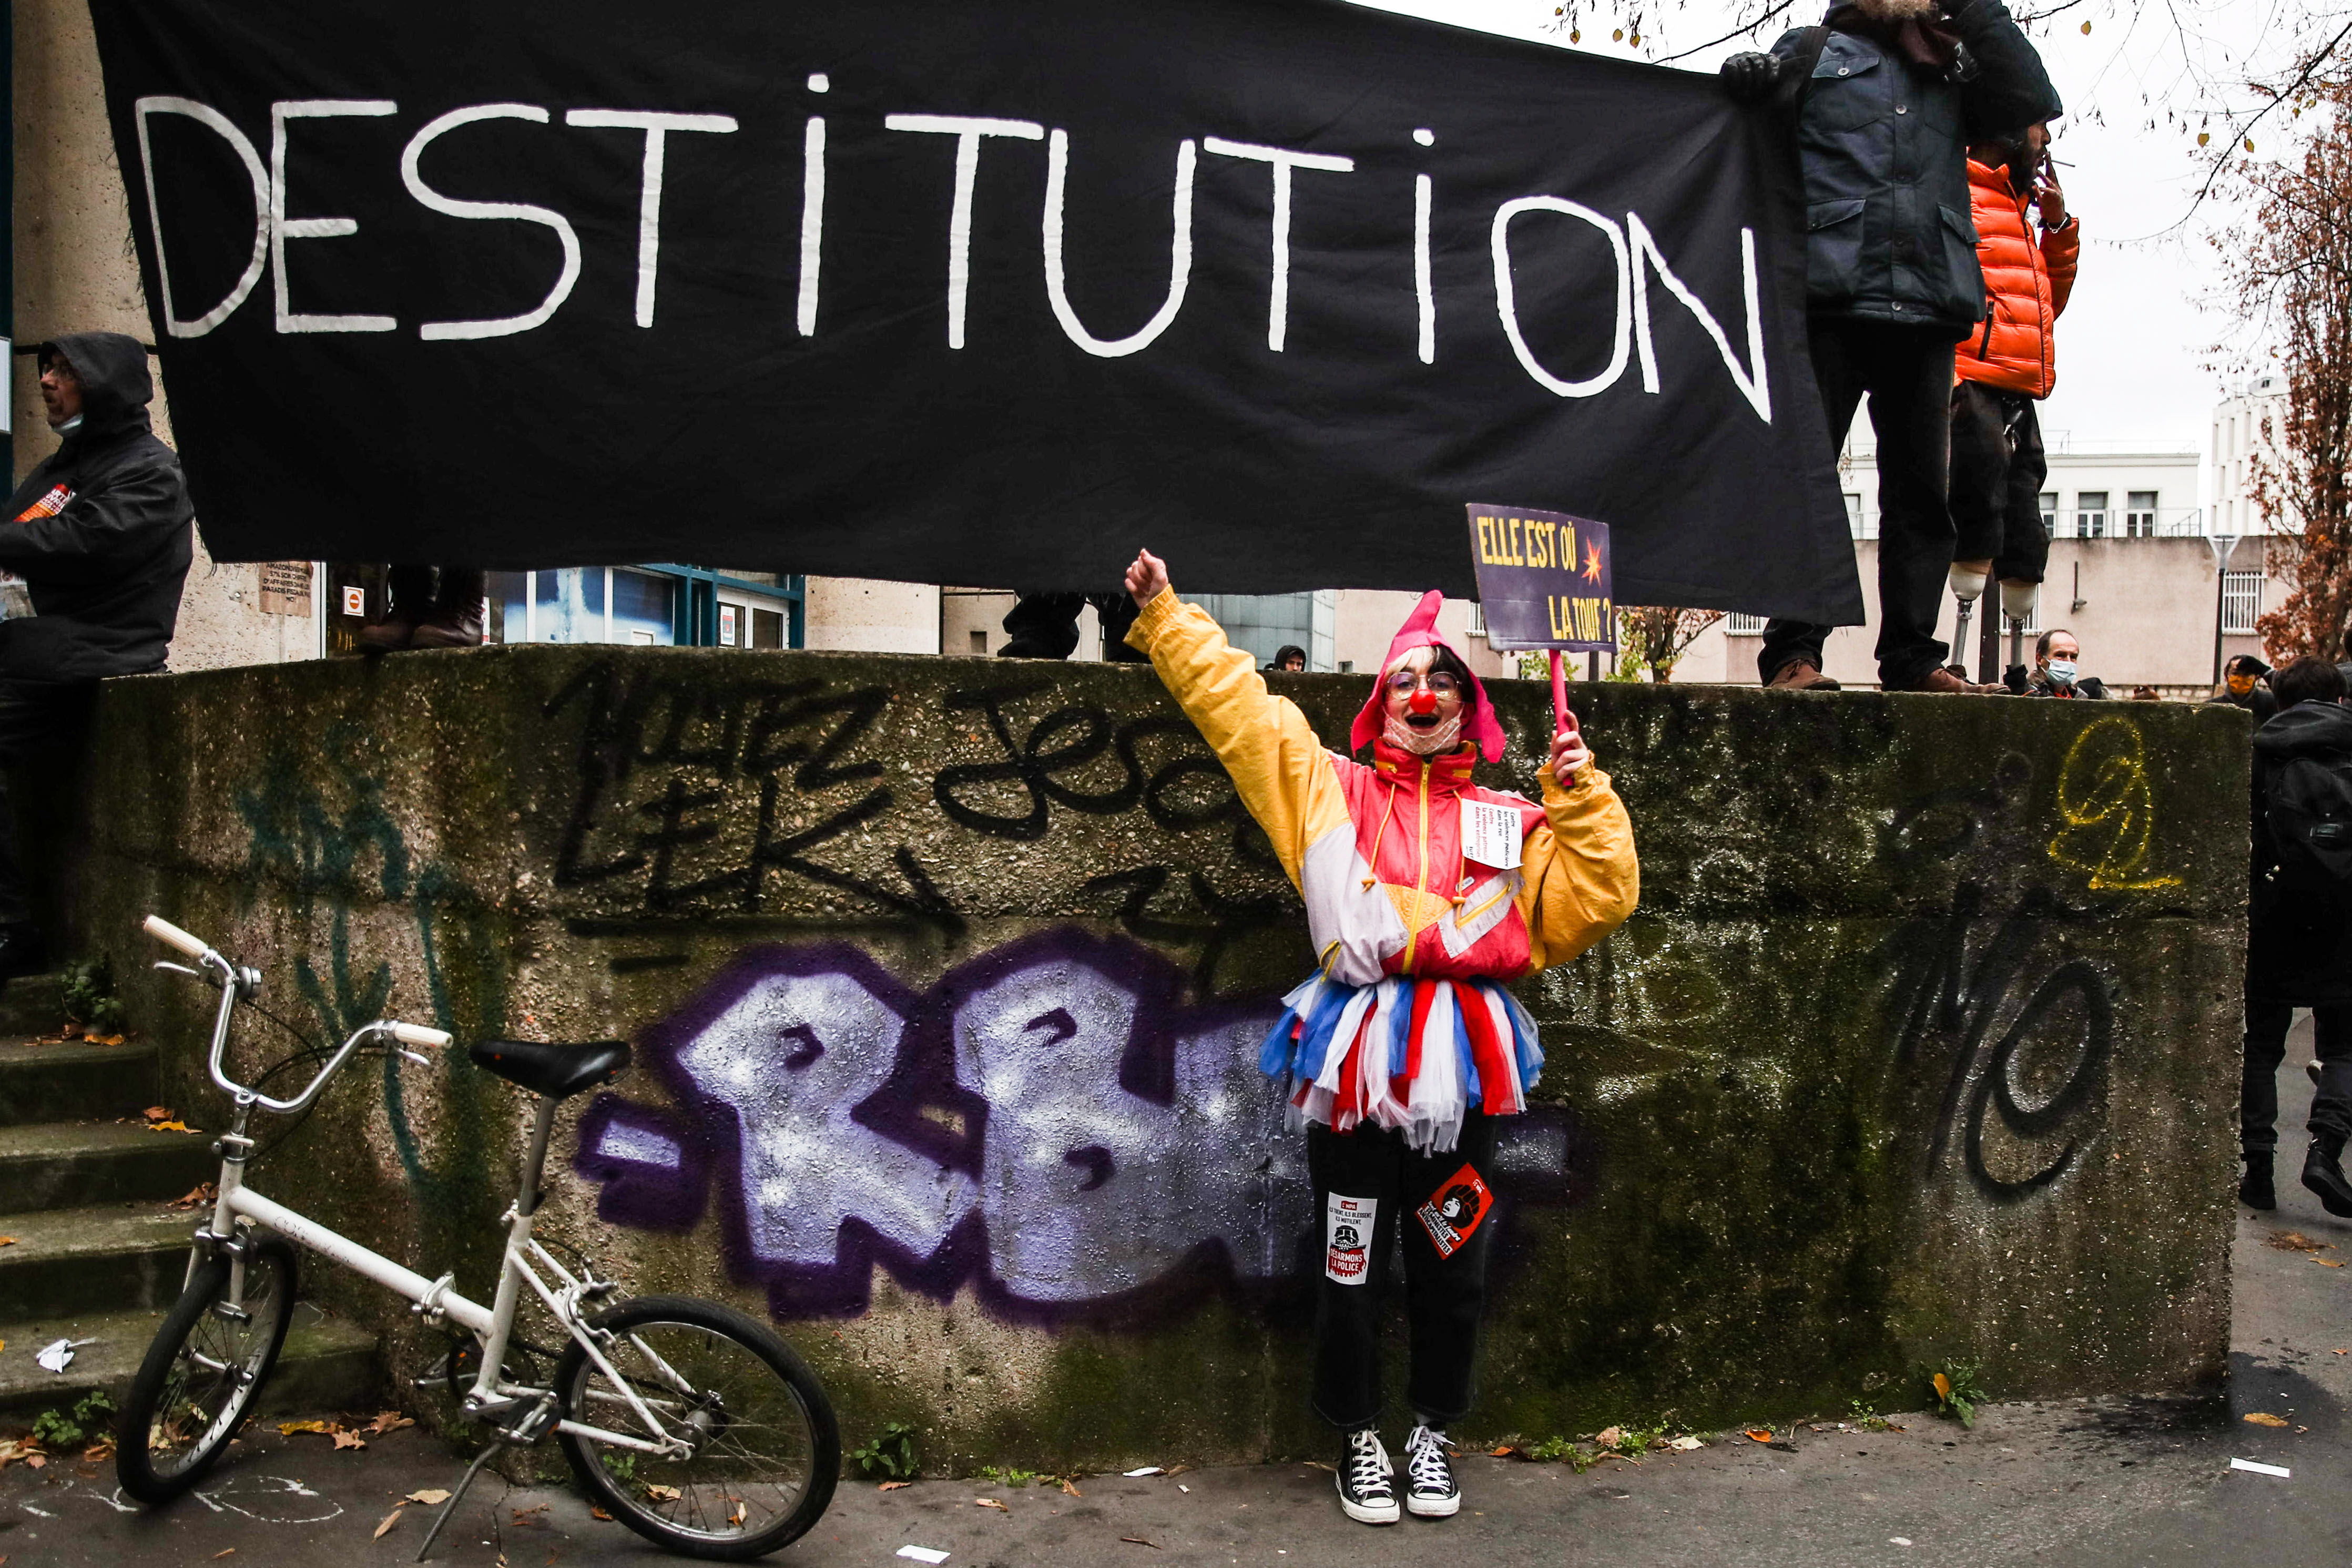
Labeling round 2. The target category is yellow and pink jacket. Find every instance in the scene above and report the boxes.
[1128,592,1640,1151]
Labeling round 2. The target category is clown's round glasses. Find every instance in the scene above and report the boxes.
[1384,670,1463,698]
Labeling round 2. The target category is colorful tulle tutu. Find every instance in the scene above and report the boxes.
[1258,972,1542,1153]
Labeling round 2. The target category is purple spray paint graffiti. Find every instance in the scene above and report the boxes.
[576,929,1577,1321]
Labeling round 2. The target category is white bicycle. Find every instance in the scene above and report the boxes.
[115,915,839,1561]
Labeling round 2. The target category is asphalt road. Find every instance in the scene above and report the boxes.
[2,1019,2343,1568]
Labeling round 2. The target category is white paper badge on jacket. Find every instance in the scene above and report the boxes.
[1462,799,1522,870]
[1325,1194,1376,1284]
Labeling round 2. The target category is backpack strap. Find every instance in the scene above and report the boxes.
[1774,26,1834,117]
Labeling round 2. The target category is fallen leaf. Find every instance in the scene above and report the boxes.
[0,1238,14,1249]
[974,1497,1009,1511]
[1667,1435,1705,1451]
[729,1502,747,1527]
[878,1481,912,1492]
[2244,1412,2292,1427]
[25,1454,44,1469]
[168,1183,217,1211]
[1744,1429,1774,1443]
[1165,1465,1192,1477]
[512,1504,550,1528]
[278,1420,333,1437]
[645,1483,683,1502]
[1060,1478,1082,1496]
[2268,1231,2332,1252]
[144,1106,172,1123]
[1594,1426,1626,1448]
[404,1488,453,1505]
[331,1429,366,1451]
[85,1034,124,1047]
[2316,1257,2346,1268]
[80,1438,115,1462]
[1121,1538,1161,1549]
[1490,1444,1520,1458]
[147,1121,191,1134]
[374,1508,404,1540]
[364,1411,415,1435]
[589,1506,613,1521]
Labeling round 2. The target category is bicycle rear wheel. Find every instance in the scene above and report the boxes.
[555,1295,838,1560]
[116,1239,297,1503]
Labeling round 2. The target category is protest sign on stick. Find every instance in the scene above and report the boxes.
[1466,501,1613,740]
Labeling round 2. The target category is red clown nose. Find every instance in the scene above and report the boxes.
[1408,690,1438,716]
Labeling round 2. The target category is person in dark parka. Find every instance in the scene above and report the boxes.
[2239,657,2352,1214]
[1723,0,2061,695]
[0,332,194,975]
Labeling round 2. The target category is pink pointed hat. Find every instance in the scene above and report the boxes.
[1348,590,1509,762]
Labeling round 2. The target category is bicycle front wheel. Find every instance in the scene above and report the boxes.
[555,1295,838,1560]
[116,1239,297,1503]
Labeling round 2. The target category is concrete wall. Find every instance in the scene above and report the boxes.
[65,648,2244,1470]
[15,0,318,674]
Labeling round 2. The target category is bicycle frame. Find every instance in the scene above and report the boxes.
[168,931,694,1461]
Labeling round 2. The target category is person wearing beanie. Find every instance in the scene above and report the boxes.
[1121,548,1638,1528]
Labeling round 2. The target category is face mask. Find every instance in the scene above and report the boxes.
[1383,707,1464,757]
[48,413,82,435]
[2227,675,2256,697]
[2046,659,2078,686]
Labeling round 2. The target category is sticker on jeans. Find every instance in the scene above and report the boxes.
[1415,1164,1493,1259]
[1461,800,1522,870]
[1325,1194,1376,1285]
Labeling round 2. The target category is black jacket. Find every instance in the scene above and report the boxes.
[2249,700,2352,1007]
[0,332,194,683]
[1771,1,2062,335]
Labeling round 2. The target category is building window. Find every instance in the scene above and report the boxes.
[1725,613,1767,635]
[2223,570,2264,635]
[1467,602,1487,637]
[2039,491,2057,536]
[2124,492,2158,537]
[1844,492,1870,540]
[2075,491,2108,538]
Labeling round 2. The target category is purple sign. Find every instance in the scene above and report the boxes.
[1465,503,1615,653]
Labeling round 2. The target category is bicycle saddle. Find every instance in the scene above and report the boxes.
[467,1038,632,1098]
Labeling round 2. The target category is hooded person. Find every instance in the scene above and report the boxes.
[1121,549,1638,1530]
[0,333,194,976]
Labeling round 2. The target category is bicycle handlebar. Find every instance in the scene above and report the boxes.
[143,913,453,1112]
[143,914,210,960]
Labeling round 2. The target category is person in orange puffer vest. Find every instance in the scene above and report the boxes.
[1947,123,2078,683]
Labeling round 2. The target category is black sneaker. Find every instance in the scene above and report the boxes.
[2241,1153,2276,1210]
[1402,1424,1461,1518]
[1336,1427,1399,1525]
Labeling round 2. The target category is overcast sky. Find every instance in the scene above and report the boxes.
[1354,0,2283,464]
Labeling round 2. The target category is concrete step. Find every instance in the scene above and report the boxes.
[0,1038,160,1127]
[0,1121,217,1215]
[0,973,64,1040]
[0,1300,378,1420]
[0,1202,200,1320]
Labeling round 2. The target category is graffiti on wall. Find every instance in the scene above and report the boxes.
[576,928,1579,1321]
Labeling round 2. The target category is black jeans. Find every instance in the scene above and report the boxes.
[385,565,487,617]
[1949,384,2050,586]
[0,680,97,928]
[1307,1113,1496,1430]
[1760,321,1958,689]
[2243,1002,2352,1156]
[999,593,1145,660]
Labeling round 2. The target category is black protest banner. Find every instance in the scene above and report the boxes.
[87,0,1862,621]
[1467,503,1615,653]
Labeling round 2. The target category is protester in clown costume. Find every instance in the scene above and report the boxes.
[1122,548,1639,1526]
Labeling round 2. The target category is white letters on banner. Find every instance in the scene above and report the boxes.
[564,110,740,328]
[400,104,582,341]
[883,113,1047,349]
[127,88,1774,421]
[270,99,399,333]
[134,96,270,339]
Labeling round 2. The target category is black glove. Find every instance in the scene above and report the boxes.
[2004,664,2030,695]
[1721,52,1779,103]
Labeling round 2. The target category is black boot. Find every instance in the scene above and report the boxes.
[2302,1134,2352,1218]
[2241,1152,2276,1211]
